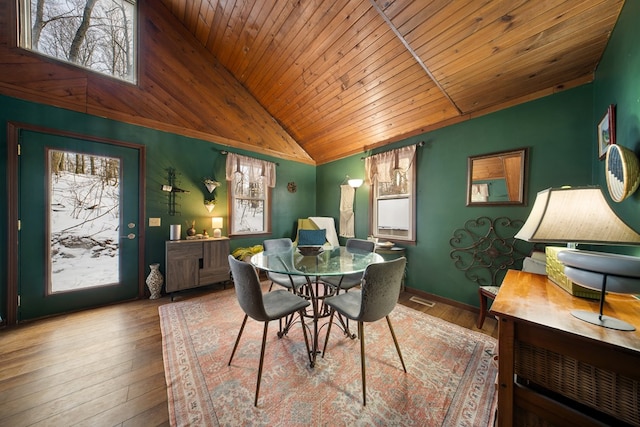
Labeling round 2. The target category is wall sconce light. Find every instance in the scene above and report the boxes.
[204,200,216,213]
[347,176,363,188]
[211,217,223,238]
[203,179,220,193]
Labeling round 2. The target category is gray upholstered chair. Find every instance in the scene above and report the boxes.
[227,255,311,406]
[263,238,308,292]
[322,257,407,406]
[320,238,376,291]
[320,238,376,337]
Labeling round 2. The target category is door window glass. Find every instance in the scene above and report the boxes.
[49,149,121,292]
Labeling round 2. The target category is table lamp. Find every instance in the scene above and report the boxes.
[211,217,223,238]
[515,186,640,331]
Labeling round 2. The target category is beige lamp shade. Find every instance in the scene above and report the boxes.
[514,186,640,244]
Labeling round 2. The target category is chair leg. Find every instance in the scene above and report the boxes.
[338,287,354,338]
[254,321,269,407]
[477,288,488,328]
[228,314,248,365]
[321,309,336,357]
[299,308,312,366]
[336,312,356,338]
[359,320,366,406]
[278,312,294,338]
[385,315,407,373]
[342,315,352,338]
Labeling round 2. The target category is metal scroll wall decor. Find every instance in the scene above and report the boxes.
[449,216,535,286]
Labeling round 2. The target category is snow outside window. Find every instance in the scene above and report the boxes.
[225,153,275,236]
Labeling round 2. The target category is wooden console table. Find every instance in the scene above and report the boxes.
[491,270,640,426]
[165,237,230,299]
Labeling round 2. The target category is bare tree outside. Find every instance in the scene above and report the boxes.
[22,0,136,82]
[232,171,266,233]
[49,149,121,292]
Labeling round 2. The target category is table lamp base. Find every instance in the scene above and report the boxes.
[571,309,635,331]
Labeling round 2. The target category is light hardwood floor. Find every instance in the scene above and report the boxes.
[0,284,498,426]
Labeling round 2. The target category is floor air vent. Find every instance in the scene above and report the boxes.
[409,296,435,307]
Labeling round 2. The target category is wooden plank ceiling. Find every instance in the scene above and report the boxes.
[160,0,624,164]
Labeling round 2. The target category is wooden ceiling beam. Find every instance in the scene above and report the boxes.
[369,0,462,115]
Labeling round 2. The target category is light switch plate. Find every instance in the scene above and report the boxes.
[149,218,161,227]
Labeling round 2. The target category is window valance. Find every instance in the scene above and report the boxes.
[364,144,417,185]
[225,153,276,188]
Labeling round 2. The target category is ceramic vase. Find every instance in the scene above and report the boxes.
[186,221,196,237]
[146,263,163,299]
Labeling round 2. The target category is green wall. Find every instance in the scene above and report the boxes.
[592,0,640,244]
[318,86,593,306]
[0,96,316,320]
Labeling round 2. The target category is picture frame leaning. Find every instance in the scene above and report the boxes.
[598,104,616,159]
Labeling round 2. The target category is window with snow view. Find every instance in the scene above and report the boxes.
[226,153,274,236]
[49,149,121,292]
[19,0,137,83]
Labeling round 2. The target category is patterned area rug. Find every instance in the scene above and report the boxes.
[159,287,497,426]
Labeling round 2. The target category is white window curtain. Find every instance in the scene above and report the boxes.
[225,153,276,188]
[365,144,417,184]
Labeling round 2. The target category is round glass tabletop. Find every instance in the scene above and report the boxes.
[251,246,383,277]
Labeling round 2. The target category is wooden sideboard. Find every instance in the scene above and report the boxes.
[491,270,640,426]
[165,237,230,298]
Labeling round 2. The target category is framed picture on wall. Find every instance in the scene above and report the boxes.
[597,104,615,159]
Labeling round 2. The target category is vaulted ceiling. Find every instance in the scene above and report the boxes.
[158,0,625,164]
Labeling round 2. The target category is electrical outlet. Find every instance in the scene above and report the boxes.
[149,218,161,227]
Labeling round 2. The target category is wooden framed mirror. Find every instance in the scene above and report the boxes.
[467,147,529,206]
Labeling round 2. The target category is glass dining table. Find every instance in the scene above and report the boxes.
[251,245,384,367]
